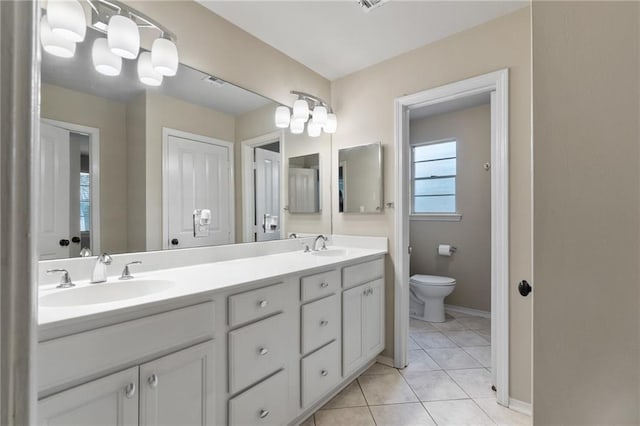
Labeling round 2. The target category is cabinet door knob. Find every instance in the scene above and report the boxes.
[148,374,158,388]
[321,369,328,377]
[258,300,268,308]
[320,282,328,288]
[258,347,269,356]
[124,382,136,398]
[259,409,270,419]
[320,320,329,327]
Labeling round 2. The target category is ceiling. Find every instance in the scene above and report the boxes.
[197,1,528,81]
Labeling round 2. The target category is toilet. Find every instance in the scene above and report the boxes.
[410,274,456,323]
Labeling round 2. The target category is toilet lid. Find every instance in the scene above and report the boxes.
[410,274,456,286]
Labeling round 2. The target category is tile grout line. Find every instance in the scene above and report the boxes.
[397,362,440,425]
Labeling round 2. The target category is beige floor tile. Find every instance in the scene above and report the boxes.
[358,373,418,405]
[362,362,400,376]
[430,319,467,332]
[445,330,490,347]
[411,332,458,349]
[299,415,315,426]
[408,336,421,350]
[424,399,494,425]
[410,318,437,333]
[427,347,482,369]
[369,403,436,426]
[463,346,491,367]
[475,328,492,341]
[447,368,495,398]
[323,380,367,409]
[402,370,468,401]
[457,316,491,330]
[445,309,475,318]
[314,407,376,426]
[400,350,441,374]
[474,398,532,426]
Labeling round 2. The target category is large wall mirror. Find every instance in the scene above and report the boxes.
[39,24,331,260]
[338,143,383,214]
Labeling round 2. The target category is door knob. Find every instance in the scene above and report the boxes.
[59,239,70,247]
[171,238,179,246]
[518,280,532,297]
[71,236,81,243]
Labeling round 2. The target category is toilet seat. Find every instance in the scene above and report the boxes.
[410,274,455,286]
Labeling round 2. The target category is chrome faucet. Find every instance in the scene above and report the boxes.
[91,253,113,283]
[47,268,75,288]
[313,235,328,251]
[119,261,142,280]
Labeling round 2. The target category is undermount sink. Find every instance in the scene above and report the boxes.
[40,279,176,307]
[312,248,349,257]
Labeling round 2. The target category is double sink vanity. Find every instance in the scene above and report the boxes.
[37,236,387,425]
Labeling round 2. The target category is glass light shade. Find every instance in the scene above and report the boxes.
[108,15,140,59]
[137,52,163,86]
[92,38,122,76]
[290,119,304,135]
[47,0,86,43]
[151,38,179,76]
[275,106,291,128]
[311,105,328,126]
[307,121,322,138]
[324,113,338,134]
[292,99,309,121]
[40,16,76,58]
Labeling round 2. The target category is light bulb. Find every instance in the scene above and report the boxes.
[40,16,76,58]
[324,113,338,134]
[292,99,309,122]
[137,52,163,86]
[108,15,140,59]
[290,119,304,135]
[312,105,328,127]
[307,121,321,138]
[151,38,179,76]
[92,38,122,76]
[275,106,291,128]
[47,0,86,43]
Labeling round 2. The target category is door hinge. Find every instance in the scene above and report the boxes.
[408,246,413,255]
[252,162,257,170]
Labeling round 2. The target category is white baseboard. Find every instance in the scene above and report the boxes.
[375,355,395,368]
[508,398,532,416]
[445,304,492,319]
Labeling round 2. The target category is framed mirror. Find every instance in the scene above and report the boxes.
[288,154,320,213]
[338,142,383,214]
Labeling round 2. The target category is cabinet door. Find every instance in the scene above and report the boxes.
[342,284,366,377]
[364,278,385,358]
[140,341,215,426]
[38,367,138,426]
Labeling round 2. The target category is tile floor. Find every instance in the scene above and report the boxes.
[302,311,531,426]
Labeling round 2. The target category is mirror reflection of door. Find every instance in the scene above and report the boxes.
[254,143,280,242]
[39,121,97,260]
[288,153,321,214]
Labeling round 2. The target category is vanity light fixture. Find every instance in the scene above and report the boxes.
[92,37,122,76]
[47,0,87,43]
[107,14,140,59]
[137,52,163,86]
[40,16,76,58]
[275,91,338,137]
[151,37,179,76]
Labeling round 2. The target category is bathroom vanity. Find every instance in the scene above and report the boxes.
[37,242,386,425]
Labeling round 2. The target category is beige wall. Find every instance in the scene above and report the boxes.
[41,84,128,254]
[409,104,491,312]
[331,8,532,402]
[532,2,640,424]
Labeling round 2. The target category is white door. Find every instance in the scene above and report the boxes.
[39,122,71,260]
[38,367,139,426]
[166,134,232,249]
[288,168,318,213]
[342,284,366,377]
[364,279,385,357]
[139,341,215,426]
[255,147,280,242]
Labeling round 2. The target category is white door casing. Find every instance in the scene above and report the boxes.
[163,128,234,250]
[255,147,280,242]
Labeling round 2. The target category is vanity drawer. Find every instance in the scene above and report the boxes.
[229,369,288,426]
[228,282,286,327]
[228,313,287,394]
[301,294,339,355]
[342,258,384,290]
[301,340,340,408]
[300,269,339,302]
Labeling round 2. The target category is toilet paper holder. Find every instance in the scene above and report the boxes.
[449,246,457,253]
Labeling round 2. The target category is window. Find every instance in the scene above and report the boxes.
[80,172,91,232]
[412,140,457,214]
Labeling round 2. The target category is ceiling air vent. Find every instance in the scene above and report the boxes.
[202,75,226,87]
[357,0,389,12]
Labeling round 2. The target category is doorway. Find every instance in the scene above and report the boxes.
[394,69,510,405]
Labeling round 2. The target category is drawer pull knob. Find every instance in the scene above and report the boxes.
[148,374,158,388]
[320,282,328,288]
[258,300,268,308]
[259,409,270,419]
[320,320,329,327]
[258,347,269,356]
[124,382,136,398]
[321,369,328,377]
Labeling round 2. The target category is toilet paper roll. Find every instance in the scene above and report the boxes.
[438,244,453,256]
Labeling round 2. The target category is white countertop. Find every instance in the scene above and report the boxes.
[38,246,386,332]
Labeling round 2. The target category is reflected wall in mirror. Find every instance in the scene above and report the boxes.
[288,154,320,214]
[39,24,331,260]
[338,143,383,214]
